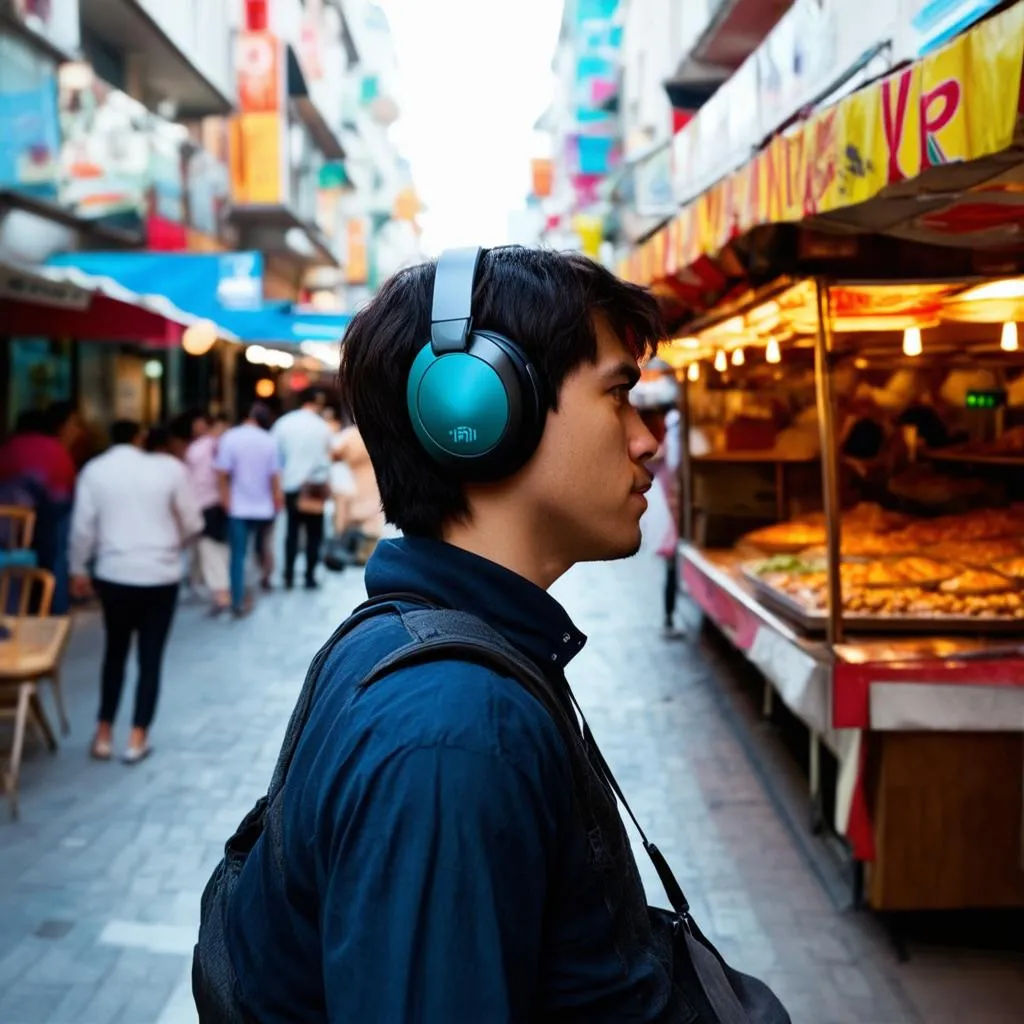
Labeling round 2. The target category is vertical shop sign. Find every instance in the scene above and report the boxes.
[230,30,285,205]
[345,218,368,285]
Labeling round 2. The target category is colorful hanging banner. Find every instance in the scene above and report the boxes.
[626,0,1024,284]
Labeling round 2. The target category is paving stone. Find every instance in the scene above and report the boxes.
[0,555,1020,1021]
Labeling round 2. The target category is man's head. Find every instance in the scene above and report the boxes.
[45,401,83,449]
[340,246,665,580]
[299,387,325,411]
[248,403,274,431]
[110,420,143,447]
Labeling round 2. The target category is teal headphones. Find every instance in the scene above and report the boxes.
[406,247,545,480]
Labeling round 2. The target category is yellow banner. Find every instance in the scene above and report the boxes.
[626,0,1024,285]
[229,113,283,205]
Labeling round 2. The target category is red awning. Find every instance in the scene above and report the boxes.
[0,258,235,347]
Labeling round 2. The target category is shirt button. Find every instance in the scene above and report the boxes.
[562,633,571,644]
[550,653,558,662]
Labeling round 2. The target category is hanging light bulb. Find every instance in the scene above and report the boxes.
[902,327,923,357]
[714,350,727,372]
[687,361,700,382]
[731,347,745,366]
[1000,321,1019,352]
[765,338,781,364]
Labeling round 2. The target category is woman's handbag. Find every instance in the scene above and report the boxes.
[296,482,331,515]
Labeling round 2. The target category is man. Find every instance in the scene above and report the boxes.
[271,387,332,589]
[70,420,203,764]
[222,247,699,1021]
[215,403,282,618]
[0,403,82,612]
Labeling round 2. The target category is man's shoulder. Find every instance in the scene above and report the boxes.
[306,611,570,781]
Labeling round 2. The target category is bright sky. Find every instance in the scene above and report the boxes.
[378,0,562,256]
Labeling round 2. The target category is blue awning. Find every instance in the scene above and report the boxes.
[45,251,351,344]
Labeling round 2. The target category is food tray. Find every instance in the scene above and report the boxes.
[740,569,1024,636]
[924,448,1024,468]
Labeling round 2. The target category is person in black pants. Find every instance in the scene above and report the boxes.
[271,389,332,590]
[95,580,178,743]
[69,420,204,764]
[283,490,326,590]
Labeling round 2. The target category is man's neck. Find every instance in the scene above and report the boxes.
[442,506,570,591]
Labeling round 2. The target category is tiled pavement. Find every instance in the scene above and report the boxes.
[0,554,1022,1023]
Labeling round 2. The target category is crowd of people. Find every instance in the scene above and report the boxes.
[0,387,384,764]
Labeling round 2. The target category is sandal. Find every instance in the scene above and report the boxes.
[122,745,152,766]
[90,738,112,761]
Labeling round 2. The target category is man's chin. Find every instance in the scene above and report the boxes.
[579,531,643,565]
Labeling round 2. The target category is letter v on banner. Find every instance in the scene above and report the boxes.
[882,70,913,184]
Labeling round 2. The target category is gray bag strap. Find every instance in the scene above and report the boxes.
[266,592,435,802]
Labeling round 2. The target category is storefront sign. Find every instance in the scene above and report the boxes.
[186,147,230,238]
[344,218,368,285]
[236,31,282,114]
[230,31,285,206]
[635,1,1024,285]
[633,144,674,217]
[0,262,90,309]
[229,112,283,205]
[0,77,60,200]
[531,158,553,198]
[902,0,1003,56]
[672,0,902,207]
[58,72,150,221]
[7,0,80,56]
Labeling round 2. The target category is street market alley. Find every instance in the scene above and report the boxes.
[0,555,1021,1024]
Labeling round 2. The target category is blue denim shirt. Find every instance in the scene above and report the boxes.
[226,537,680,1022]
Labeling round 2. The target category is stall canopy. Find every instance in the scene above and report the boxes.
[0,257,234,347]
[623,1,1024,322]
[46,252,352,344]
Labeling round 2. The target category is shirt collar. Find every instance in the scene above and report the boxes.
[364,537,587,673]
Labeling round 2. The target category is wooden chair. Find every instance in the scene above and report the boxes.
[0,615,67,819]
[0,567,68,735]
[0,506,36,550]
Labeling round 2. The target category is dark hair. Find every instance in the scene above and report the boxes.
[44,400,77,436]
[110,420,141,446]
[168,413,196,442]
[340,245,664,537]
[249,402,273,430]
[842,417,886,460]
[298,387,323,407]
[897,404,951,450]
[145,424,171,452]
[15,409,47,435]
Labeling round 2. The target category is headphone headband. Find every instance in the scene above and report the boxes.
[430,247,483,353]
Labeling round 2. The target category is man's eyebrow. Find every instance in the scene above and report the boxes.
[600,361,642,388]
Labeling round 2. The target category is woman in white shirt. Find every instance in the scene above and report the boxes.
[70,420,204,764]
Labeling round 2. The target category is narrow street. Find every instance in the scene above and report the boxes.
[0,554,1020,1024]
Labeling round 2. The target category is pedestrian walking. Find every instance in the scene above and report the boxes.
[69,419,203,764]
[195,247,789,1024]
[214,403,282,617]
[271,387,332,589]
[184,412,231,614]
[0,402,83,613]
[325,421,385,567]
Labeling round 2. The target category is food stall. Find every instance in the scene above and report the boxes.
[662,275,1024,912]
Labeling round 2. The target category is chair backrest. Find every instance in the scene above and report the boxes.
[0,567,55,617]
[0,506,36,551]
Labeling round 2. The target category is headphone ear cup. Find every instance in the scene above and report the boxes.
[406,331,545,480]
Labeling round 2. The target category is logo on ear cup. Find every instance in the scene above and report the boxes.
[449,426,478,444]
